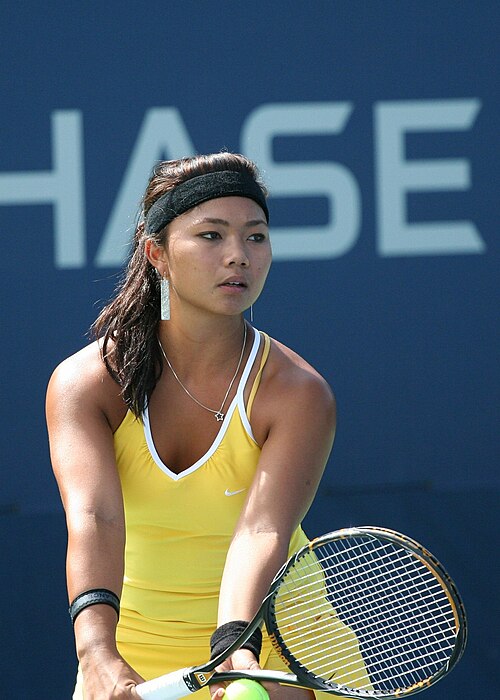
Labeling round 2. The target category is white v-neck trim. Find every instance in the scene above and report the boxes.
[143,326,261,481]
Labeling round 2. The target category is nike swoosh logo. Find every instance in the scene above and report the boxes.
[224,488,246,497]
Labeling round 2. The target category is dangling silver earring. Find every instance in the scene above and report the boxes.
[250,305,254,323]
[160,274,170,320]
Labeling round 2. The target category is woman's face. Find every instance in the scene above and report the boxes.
[159,196,272,319]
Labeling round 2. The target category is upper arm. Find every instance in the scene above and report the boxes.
[46,346,124,525]
[239,345,336,539]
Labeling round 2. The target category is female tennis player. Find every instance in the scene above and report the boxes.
[46,153,367,699]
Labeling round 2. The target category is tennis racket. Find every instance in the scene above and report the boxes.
[136,526,467,699]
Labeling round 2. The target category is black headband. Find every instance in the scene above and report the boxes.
[145,170,269,235]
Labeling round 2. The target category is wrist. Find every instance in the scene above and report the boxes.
[77,637,121,667]
[210,621,263,661]
[73,606,120,661]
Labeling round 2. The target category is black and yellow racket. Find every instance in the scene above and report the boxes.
[136,527,467,699]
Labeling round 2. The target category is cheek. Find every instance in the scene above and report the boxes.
[167,244,200,277]
[254,242,272,267]
[258,253,272,277]
[255,261,272,291]
[171,264,198,289]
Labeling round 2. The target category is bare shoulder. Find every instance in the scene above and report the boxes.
[266,336,335,408]
[252,335,336,444]
[48,340,111,397]
[47,340,124,423]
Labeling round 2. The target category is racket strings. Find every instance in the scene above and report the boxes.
[283,603,455,664]
[271,536,459,694]
[284,576,454,656]
[280,556,456,688]
[278,546,454,643]
[278,557,448,631]
[288,545,435,603]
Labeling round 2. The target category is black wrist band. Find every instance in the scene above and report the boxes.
[210,620,263,661]
[69,588,120,625]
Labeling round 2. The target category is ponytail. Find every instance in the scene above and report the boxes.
[91,221,163,416]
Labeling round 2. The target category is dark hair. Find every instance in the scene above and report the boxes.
[92,152,268,417]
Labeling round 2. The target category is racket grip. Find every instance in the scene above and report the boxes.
[135,668,194,700]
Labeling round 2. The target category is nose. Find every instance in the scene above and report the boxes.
[224,239,249,267]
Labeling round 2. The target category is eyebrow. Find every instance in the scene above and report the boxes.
[194,217,268,227]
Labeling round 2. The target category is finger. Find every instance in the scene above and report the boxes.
[230,649,260,670]
[210,683,226,700]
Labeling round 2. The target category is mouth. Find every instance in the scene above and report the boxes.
[219,279,248,289]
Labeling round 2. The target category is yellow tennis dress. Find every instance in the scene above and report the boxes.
[72,328,370,698]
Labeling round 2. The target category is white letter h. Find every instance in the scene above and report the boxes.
[0,110,85,268]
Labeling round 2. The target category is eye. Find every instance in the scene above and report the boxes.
[248,232,267,242]
[199,231,222,240]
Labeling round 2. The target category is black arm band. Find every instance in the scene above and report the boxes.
[69,588,120,625]
[210,620,263,661]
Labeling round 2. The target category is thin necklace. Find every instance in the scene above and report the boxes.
[157,323,247,422]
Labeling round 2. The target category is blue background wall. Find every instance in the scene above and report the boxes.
[0,2,497,696]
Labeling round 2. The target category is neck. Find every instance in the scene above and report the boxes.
[158,316,248,372]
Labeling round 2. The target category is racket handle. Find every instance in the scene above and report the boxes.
[136,668,194,700]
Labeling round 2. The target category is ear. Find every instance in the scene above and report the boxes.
[144,238,169,276]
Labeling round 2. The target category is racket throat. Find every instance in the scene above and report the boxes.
[188,671,216,692]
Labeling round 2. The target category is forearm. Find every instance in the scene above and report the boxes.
[63,512,143,696]
[218,529,289,625]
[66,510,125,658]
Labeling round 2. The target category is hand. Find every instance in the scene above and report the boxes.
[209,649,260,700]
[209,649,314,700]
[79,649,144,699]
